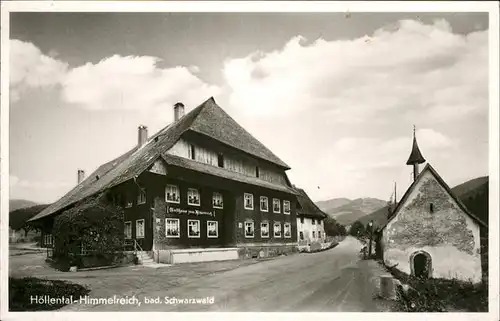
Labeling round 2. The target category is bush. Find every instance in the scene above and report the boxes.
[52,193,124,270]
[9,277,90,311]
[392,272,488,312]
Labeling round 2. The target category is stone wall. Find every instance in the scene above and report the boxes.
[382,170,482,283]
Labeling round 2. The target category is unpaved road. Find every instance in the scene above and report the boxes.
[60,237,391,312]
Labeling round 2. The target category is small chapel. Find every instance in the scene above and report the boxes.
[379,127,486,283]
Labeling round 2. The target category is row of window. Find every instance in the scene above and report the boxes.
[124,220,145,239]
[166,184,291,214]
[299,218,320,225]
[165,219,218,238]
[244,193,291,214]
[299,230,323,240]
[244,221,292,238]
[166,185,223,208]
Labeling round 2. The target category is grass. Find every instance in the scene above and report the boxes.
[9,277,90,311]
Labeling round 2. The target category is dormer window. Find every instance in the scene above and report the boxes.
[188,144,196,160]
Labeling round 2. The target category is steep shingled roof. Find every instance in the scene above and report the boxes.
[380,163,487,231]
[29,97,292,222]
[295,187,327,219]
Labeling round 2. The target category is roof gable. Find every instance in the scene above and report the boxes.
[30,97,291,222]
[295,187,327,219]
[380,164,487,231]
[187,98,290,169]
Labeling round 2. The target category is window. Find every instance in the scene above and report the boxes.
[300,217,304,224]
[312,231,316,238]
[44,234,53,246]
[283,200,291,215]
[213,192,224,209]
[260,196,269,212]
[137,188,146,205]
[256,166,260,178]
[245,221,255,238]
[284,222,291,238]
[136,219,145,239]
[244,193,254,210]
[188,144,196,160]
[299,231,304,240]
[261,221,269,238]
[124,221,132,239]
[166,219,180,238]
[207,221,218,238]
[274,222,282,238]
[188,220,200,238]
[318,231,322,239]
[312,219,316,225]
[125,193,133,208]
[218,154,224,167]
[273,198,281,213]
[430,203,434,213]
[166,184,180,203]
[188,188,201,206]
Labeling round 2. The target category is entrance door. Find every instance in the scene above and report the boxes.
[413,253,429,278]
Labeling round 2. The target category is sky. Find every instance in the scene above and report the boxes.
[8,12,490,204]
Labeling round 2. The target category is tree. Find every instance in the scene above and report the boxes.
[324,217,346,236]
[349,220,365,237]
[9,204,48,237]
[52,192,124,268]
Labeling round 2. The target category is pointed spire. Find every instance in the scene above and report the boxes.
[406,125,426,165]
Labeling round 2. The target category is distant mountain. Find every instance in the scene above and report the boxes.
[9,199,38,212]
[315,198,351,212]
[360,176,489,229]
[318,198,386,226]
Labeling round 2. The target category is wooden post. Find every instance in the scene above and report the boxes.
[380,275,396,299]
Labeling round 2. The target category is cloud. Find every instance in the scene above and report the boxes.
[223,19,488,122]
[10,40,220,111]
[10,40,69,102]
[61,55,220,111]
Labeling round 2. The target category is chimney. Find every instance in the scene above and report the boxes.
[77,169,85,184]
[138,125,148,147]
[174,102,185,121]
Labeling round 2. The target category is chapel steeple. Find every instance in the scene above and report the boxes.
[406,125,426,182]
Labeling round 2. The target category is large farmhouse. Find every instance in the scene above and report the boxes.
[29,97,299,263]
[380,129,486,283]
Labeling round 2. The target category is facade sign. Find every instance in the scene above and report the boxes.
[168,206,215,217]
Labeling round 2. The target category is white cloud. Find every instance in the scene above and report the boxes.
[223,19,488,122]
[10,40,220,111]
[10,40,69,102]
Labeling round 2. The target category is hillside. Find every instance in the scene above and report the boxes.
[9,199,38,212]
[360,176,489,229]
[9,204,50,231]
[323,198,386,225]
[315,198,351,212]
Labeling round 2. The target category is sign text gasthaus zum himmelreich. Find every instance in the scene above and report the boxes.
[168,206,215,217]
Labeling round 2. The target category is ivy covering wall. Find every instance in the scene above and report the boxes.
[52,193,125,269]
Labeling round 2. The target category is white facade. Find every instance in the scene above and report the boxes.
[381,167,483,283]
[296,216,326,244]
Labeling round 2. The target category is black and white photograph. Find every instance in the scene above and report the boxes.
[1,1,499,319]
